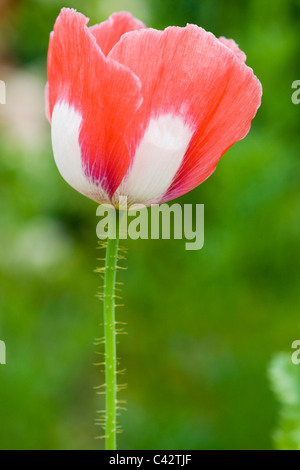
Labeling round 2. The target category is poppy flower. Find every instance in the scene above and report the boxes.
[47,8,262,207]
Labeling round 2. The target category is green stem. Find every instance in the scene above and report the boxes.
[103,211,119,450]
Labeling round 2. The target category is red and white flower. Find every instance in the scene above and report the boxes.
[47,8,262,207]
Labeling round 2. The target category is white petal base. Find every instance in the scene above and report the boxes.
[51,102,109,204]
[113,114,193,206]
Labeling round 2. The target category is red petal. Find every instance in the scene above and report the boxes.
[90,11,146,56]
[218,37,247,63]
[109,25,262,202]
[47,8,142,197]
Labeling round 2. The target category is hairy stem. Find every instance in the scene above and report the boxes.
[103,211,119,450]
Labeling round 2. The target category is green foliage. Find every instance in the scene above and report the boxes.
[269,354,300,450]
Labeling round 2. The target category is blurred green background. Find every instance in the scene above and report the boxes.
[0,0,300,450]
